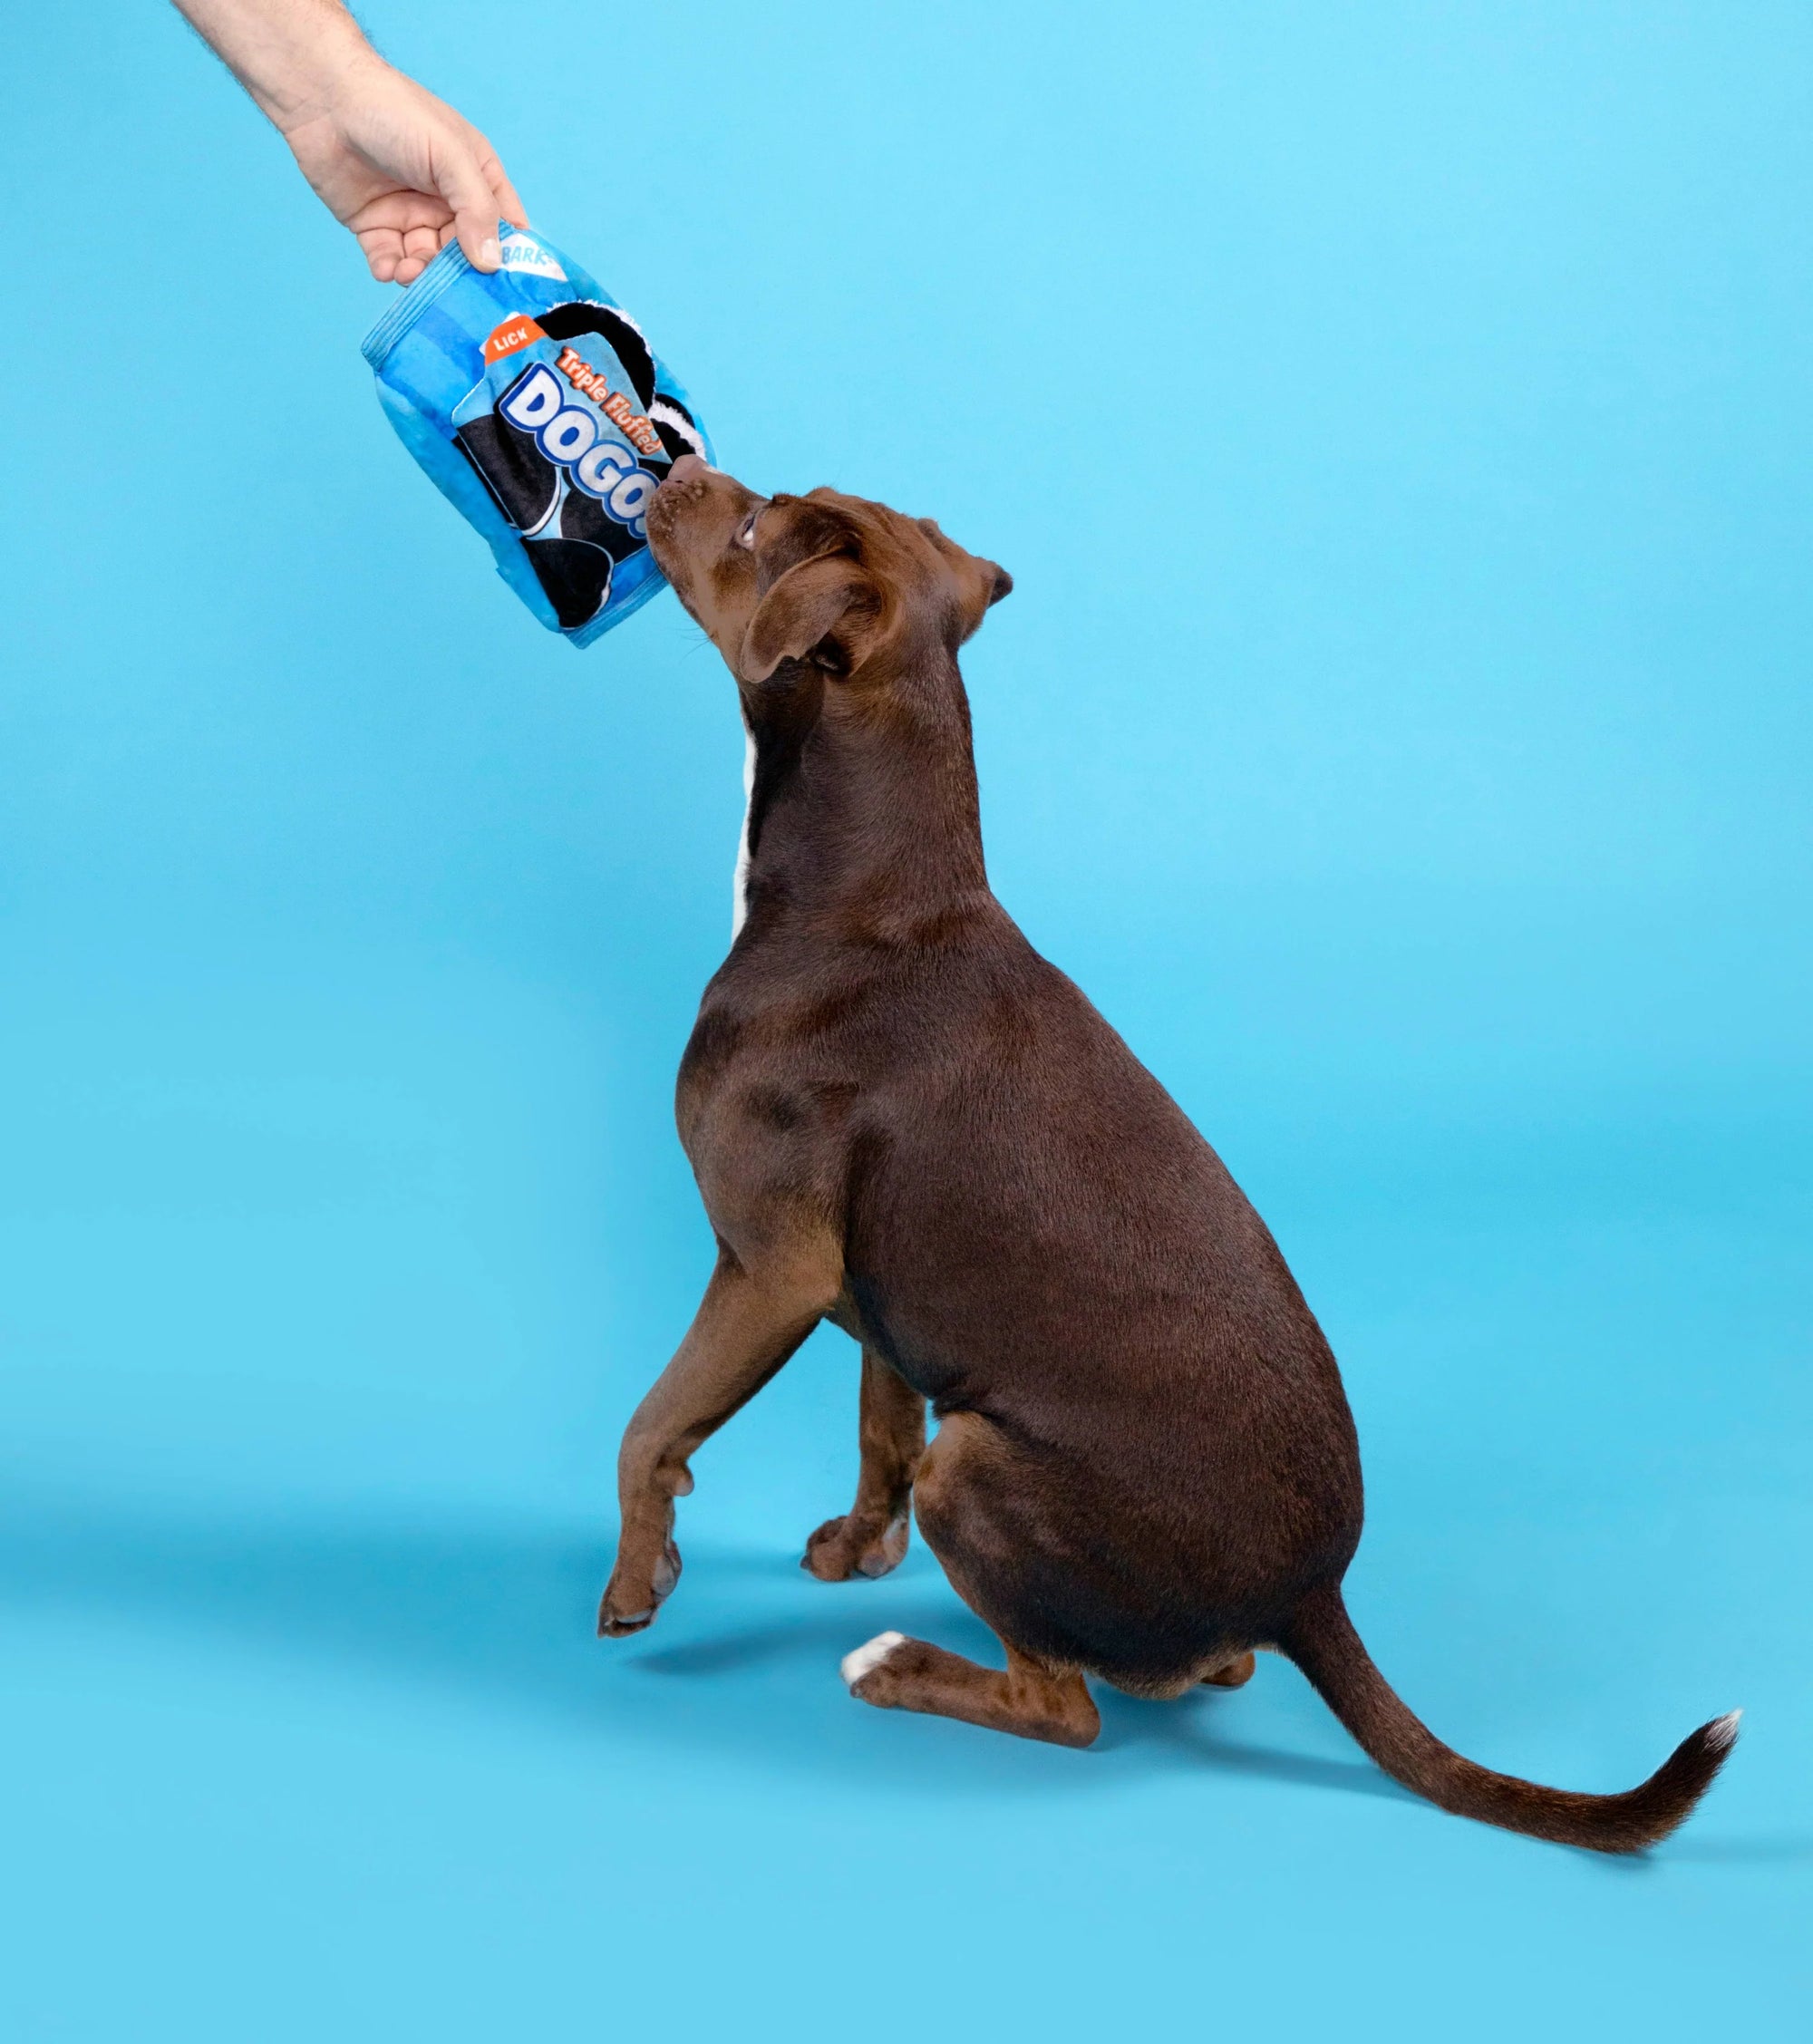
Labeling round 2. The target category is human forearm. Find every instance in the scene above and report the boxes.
[170,0,376,131]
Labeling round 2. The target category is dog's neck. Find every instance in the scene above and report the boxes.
[732,654,987,941]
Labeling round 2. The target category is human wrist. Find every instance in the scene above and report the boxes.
[260,17,387,133]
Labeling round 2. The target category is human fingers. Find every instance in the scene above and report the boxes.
[350,189,454,285]
[355,224,405,283]
[474,140,529,232]
[429,131,509,270]
[394,257,428,284]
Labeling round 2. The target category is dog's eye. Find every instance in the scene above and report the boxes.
[735,510,759,551]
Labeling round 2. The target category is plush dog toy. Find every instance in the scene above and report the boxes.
[362,226,708,645]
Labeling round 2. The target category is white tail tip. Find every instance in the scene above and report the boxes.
[1706,1709,1743,1751]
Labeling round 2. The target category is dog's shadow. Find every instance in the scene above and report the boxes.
[12,1488,1792,1864]
[0,1487,1408,1803]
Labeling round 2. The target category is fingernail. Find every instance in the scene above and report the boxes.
[480,236,500,267]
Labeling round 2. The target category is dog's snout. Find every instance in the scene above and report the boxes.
[664,453,710,489]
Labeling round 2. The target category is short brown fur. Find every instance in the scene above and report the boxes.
[598,457,1739,1852]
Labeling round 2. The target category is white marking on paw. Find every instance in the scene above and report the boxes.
[840,1630,906,1688]
[1707,1709,1743,1751]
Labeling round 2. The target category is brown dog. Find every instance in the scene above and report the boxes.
[599,454,1738,1851]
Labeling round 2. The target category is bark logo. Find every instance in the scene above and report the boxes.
[496,232,567,281]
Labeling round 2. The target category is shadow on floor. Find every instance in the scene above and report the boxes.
[0,1485,1397,1805]
[18,1485,1787,1858]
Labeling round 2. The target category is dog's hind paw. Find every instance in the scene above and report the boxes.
[840,1631,907,1688]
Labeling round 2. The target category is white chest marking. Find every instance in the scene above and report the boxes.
[732,720,755,938]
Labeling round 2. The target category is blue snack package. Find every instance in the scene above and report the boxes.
[360,226,711,647]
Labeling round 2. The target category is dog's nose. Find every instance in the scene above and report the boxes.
[664,453,710,487]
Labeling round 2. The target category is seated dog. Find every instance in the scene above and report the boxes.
[600,455,1737,1852]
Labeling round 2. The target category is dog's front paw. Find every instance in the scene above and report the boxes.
[598,1603,656,1639]
[597,1537,682,1639]
[802,1510,910,1583]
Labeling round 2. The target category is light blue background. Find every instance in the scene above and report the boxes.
[3,4,1808,2037]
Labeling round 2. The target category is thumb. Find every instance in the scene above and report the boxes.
[433,138,505,270]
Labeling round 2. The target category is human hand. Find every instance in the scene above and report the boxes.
[281,51,528,285]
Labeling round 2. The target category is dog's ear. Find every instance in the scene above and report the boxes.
[738,555,885,683]
[920,518,1012,644]
[960,556,1013,641]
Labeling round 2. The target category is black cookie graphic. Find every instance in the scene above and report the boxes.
[455,409,559,535]
[524,530,616,629]
[537,302,661,407]
[558,484,645,565]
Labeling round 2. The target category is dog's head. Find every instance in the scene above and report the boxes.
[646,458,1011,691]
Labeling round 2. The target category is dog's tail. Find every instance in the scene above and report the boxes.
[1277,1582,1739,1853]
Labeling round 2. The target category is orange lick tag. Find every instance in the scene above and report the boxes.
[483,315,545,363]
